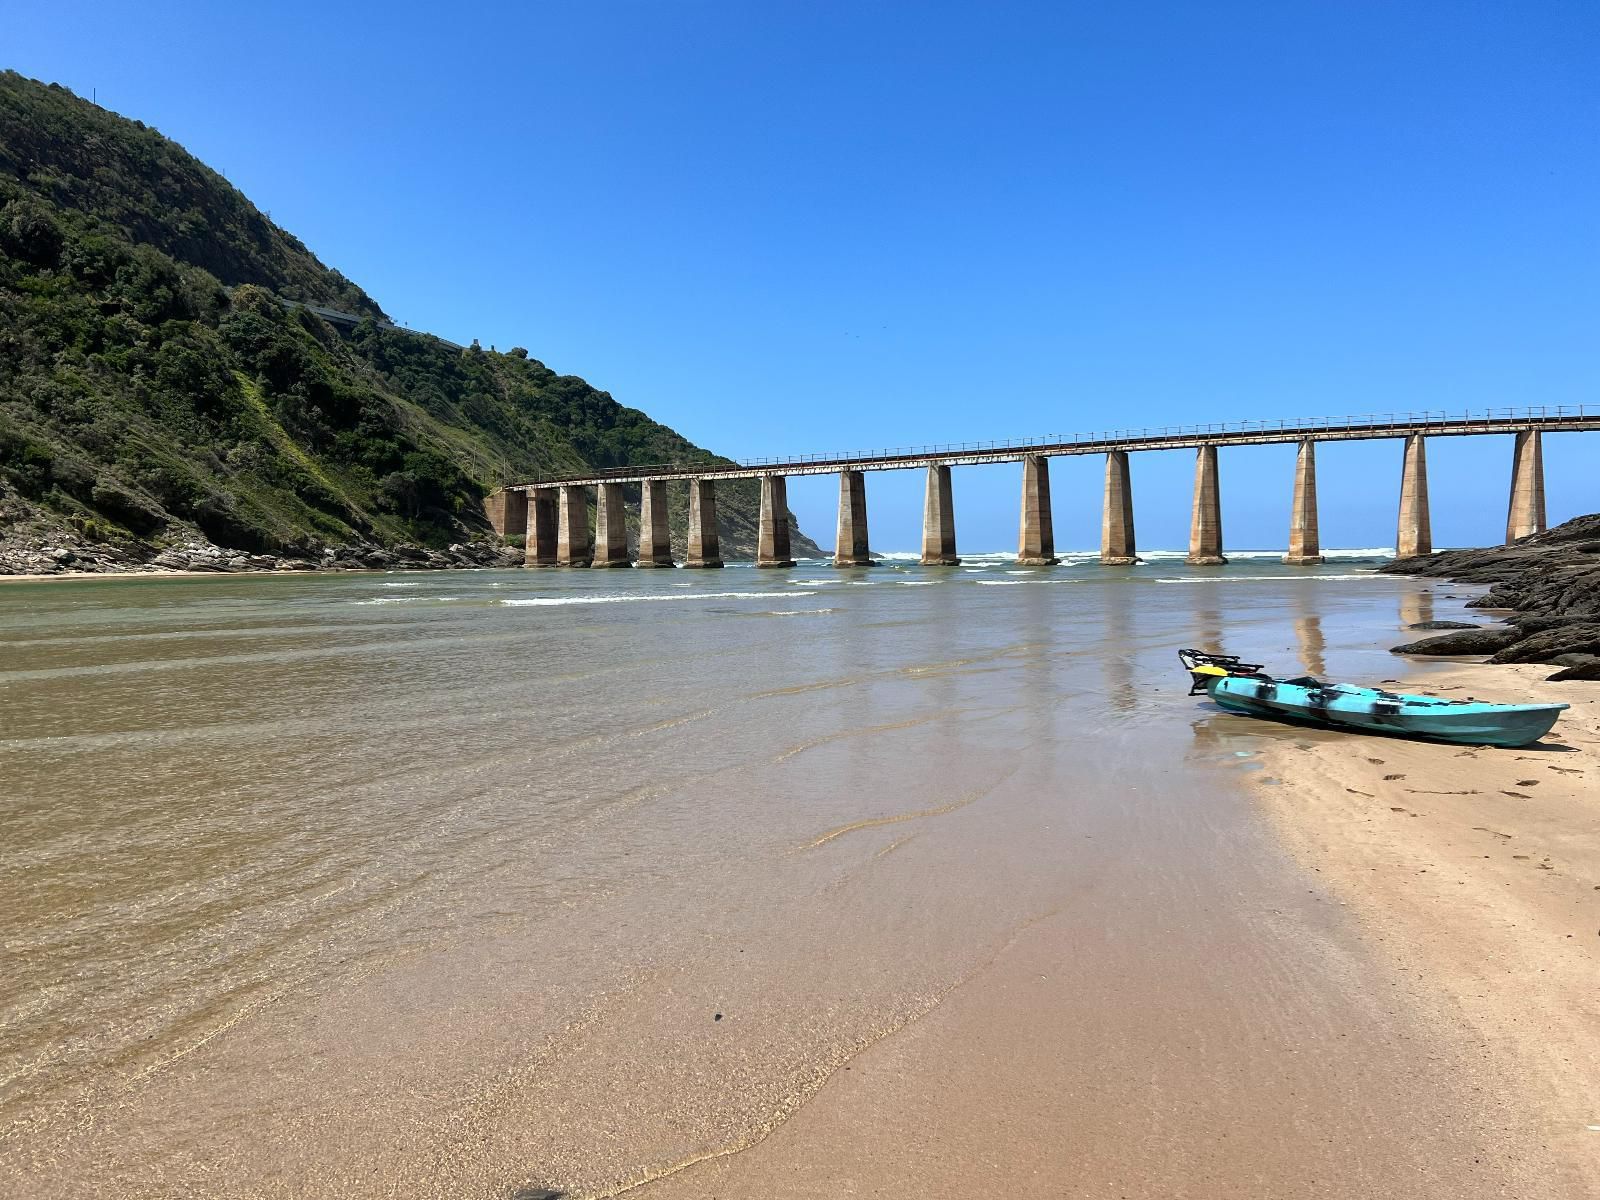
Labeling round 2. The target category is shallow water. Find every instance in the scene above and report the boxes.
[0,554,1502,1195]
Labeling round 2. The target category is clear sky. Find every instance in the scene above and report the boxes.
[9,1,1598,552]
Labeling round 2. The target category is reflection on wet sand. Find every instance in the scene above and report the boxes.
[1294,596,1328,678]
[1399,586,1435,630]
[1195,606,1226,658]
[1102,590,1138,713]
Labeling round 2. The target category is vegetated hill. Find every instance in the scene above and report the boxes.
[0,71,816,571]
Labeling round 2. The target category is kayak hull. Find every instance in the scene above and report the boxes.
[1206,676,1567,748]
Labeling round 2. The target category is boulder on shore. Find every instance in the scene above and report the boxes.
[1390,627,1522,656]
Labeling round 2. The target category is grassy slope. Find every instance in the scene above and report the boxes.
[0,71,814,558]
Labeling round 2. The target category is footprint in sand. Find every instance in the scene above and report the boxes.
[1390,806,1408,813]
[1366,758,1386,765]
[1503,791,1533,799]
[1472,826,1514,839]
[1383,773,1406,781]
[1347,788,1375,797]
[1549,766,1583,775]
[1515,779,1540,786]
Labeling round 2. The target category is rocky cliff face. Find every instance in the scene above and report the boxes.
[1384,514,1600,679]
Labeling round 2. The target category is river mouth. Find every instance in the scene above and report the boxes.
[0,558,1543,1196]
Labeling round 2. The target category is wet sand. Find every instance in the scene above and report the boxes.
[0,564,1592,1197]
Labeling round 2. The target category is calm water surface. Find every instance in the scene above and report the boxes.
[0,551,1479,1195]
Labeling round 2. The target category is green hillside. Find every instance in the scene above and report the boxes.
[0,71,815,567]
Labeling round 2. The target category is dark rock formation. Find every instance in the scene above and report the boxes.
[1407,620,1479,630]
[1383,514,1600,677]
[0,532,522,577]
[1390,627,1521,656]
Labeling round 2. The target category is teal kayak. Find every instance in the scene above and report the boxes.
[1179,649,1568,748]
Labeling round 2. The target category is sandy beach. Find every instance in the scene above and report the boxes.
[1251,660,1600,1194]
[4,565,1597,1198]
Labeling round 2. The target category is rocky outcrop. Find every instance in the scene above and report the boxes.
[1383,514,1600,678]
[1390,627,1521,656]
[0,533,521,577]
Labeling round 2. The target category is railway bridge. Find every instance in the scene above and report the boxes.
[483,407,1599,568]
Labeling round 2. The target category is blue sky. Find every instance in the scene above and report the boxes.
[10,1,1598,552]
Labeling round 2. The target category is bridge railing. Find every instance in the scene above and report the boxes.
[518,405,1598,484]
[728,405,1597,468]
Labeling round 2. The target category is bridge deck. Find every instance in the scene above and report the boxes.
[506,407,1600,489]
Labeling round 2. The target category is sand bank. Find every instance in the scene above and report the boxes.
[1249,662,1600,1192]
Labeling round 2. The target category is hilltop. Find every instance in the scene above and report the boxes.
[0,71,816,573]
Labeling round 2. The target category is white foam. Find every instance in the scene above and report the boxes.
[501,591,814,607]
[870,547,1393,563]
[1134,547,1393,561]
[1151,573,1385,584]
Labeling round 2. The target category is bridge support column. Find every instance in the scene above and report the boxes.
[1506,430,1546,543]
[1016,455,1058,565]
[592,482,631,567]
[757,474,796,567]
[1100,451,1137,564]
[834,470,871,567]
[1283,440,1324,565]
[557,484,592,567]
[525,487,558,566]
[635,479,674,567]
[484,488,528,539]
[1186,445,1227,565]
[685,479,723,568]
[921,464,960,565]
[1397,434,1431,558]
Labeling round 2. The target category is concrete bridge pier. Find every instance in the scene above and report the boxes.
[557,484,592,567]
[485,488,528,539]
[1016,455,1058,565]
[1283,439,1324,565]
[1186,445,1227,565]
[592,482,631,567]
[1100,451,1137,565]
[635,479,674,567]
[834,470,872,567]
[525,487,558,566]
[756,474,796,567]
[921,464,960,565]
[1396,434,1431,558]
[1506,430,1546,543]
[684,479,723,569]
